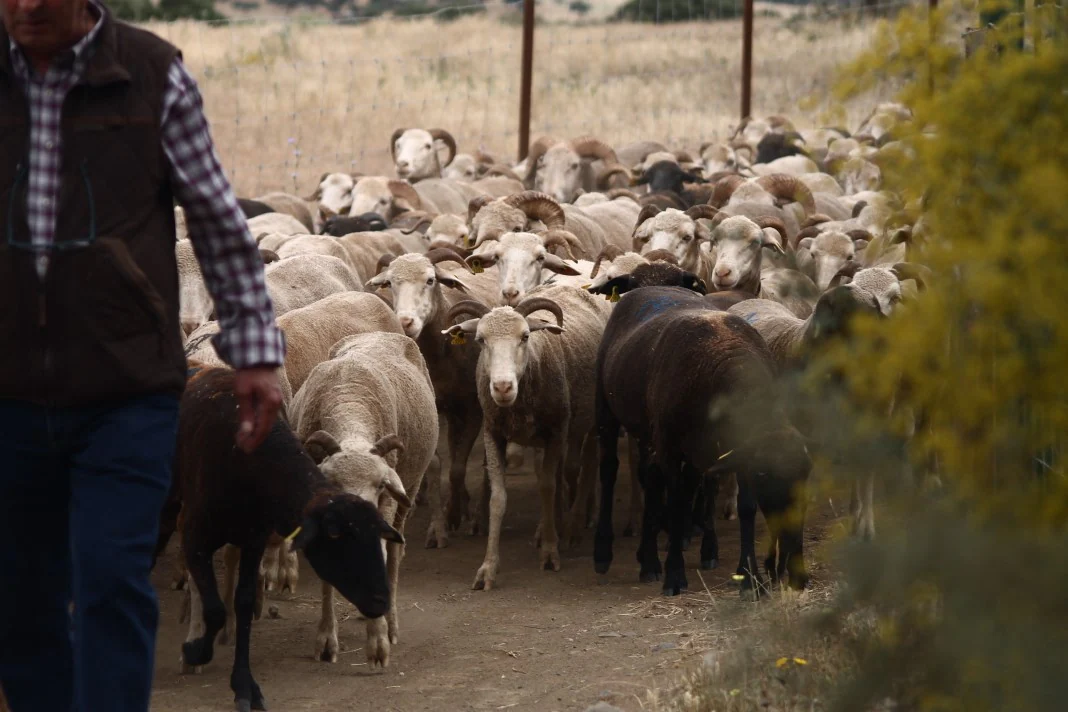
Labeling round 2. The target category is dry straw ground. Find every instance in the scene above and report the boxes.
[145,5,904,199]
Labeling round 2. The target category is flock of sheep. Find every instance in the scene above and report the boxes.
[166,102,928,712]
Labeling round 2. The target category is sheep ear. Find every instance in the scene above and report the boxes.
[798,237,815,252]
[466,253,496,272]
[381,469,412,510]
[287,518,319,552]
[543,254,581,276]
[854,239,869,252]
[378,519,405,544]
[304,430,341,464]
[365,273,390,289]
[259,248,280,264]
[761,229,786,254]
[527,318,564,334]
[587,275,632,298]
[435,272,468,292]
[685,273,707,294]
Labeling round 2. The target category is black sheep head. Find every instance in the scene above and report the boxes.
[587,262,706,301]
[288,492,402,619]
[637,160,707,195]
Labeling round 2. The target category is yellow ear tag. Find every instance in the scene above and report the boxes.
[470,259,484,274]
[284,526,302,543]
[609,285,621,303]
[450,331,467,345]
[463,235,473,249]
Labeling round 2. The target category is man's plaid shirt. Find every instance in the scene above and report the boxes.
[7,0,285,368]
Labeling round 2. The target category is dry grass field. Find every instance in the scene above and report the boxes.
[144,4,907,197]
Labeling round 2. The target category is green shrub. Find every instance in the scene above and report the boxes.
[611,0,743,23]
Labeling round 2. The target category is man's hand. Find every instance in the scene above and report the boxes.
[233,366,284,454]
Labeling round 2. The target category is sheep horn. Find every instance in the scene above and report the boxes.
[890,262,932,290]
[568,136,618,164]
[643,249,679,265]
[523,135,559,186]
[307,171,331,201]
[851,200,868,219]
[541,230,580,260]
[422,130,455,169]
[374,254,396,277]
[802,214,833,228]
[828,261,860,288]
[390,128,406,162]
[514,297,564,327]
[685,205,720,222]
[596,162,632,190]
[791,225,823,251]
[468,195,493,222]
[400,216,434,235]
[427,247,473,272]
[709,174,746,208]
[846,229,875,243]
[483,164,523,182]
[755,217,789,248]
[633,204,662,234]
[370,434,405,458]
[446,300,491,324]
[606,188,641,204]
[387,180,423,212]
[590,245,626,278]
[474,149,496,165]
[674,149,696,164]
[754,174,816,215]
[502,191,566,230]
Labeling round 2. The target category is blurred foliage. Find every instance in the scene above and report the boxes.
[663,2,1068,710]
[108,0,225,21]
[611,0,744,23]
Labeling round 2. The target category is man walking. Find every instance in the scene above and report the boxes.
[0,0,286,709]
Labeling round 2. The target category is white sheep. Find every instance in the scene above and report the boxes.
[289,331,438,667]
[391,127,458,182]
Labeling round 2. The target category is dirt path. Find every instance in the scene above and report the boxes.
[150,467,836,712]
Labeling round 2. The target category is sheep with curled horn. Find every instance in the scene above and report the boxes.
[464,229,586,306]
[468,190,640,262]
[522,135,633,205]
[391,127,458,182]
[441,285,612,590]
[708,172,819,243]
[630,203,726,286]
[365,247,500,545]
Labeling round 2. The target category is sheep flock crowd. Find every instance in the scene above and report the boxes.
[169,102,930,712]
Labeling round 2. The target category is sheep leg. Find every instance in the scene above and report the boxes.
[735,475,764,599]
[366,499,400,668]
[220,544,240,646]
[180,541,226,669]
[699,471,720,570]
[593,419,622,574]
[446,416,481,533]
[564,431,598,550]
[536,438,565,573]
[473,432,508,591]
[314,582,339,662]
[662,459,699,596]
[852,472,876,541]
[279,542,299,594]
[720,471,739,520]
[623,436,642,538]
[385,504,411,647]
[230,541,268,712]
[424,452,449,549]
[637,460,665,584]
[179,577,202,674]
[757,480,809,591]
[261,542,280,593]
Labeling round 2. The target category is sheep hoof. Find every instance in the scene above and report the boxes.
[639,571,661,583]
[594,560,612,575]
[540,547,561,572]
[472,562,497,591]
[235,700,252,712]
[179,662,202,675]
[701,558,719,570]
[314,633,339,663]
[181,638,215,668]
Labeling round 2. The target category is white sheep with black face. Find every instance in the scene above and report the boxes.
[390,128,457,182]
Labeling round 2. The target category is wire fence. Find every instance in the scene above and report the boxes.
[146,0,923,198]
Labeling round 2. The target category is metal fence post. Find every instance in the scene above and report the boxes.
[740,0,754,123]
[518,0,536,162]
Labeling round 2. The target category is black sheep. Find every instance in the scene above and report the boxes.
[163,367,402,712]
[636,160,709,207]
[319,212,389,236]
[237,198,276,221]
[754,131,807,165]
[592,286,811,596]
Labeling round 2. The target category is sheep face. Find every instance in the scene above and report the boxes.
[800,231,859,291]
[468,233,580,306]
[470,203,529,246]
[448,308,563,407]
[394,129,443,181]
[349,177,395,218]
[709,216,780,292]
[443,154,479,182]
[633,209,707,267]
[368,255,464,338]
[701,143,738,174]
[427,214,471,250]
[728,182,776,207]
[533,144,586,204]
[587,252,647,290]
[313,447,410,517]
[316,173,356,218]
[288,491,400,620]
[850,268,903,316]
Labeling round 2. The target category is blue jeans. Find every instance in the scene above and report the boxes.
[0,393,180,712]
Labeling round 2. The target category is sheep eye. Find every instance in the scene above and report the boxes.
[426,277,435,286]
[536,254,545,261]
[425,144,432,150]
[475,335,485,344]
[512,227,522,232]
[382,281,391,289]
[521,333,530,342]
[570,163,579,171]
